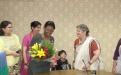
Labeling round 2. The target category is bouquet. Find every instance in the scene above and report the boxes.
[29,40,55,61]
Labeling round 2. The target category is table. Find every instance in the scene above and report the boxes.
[34,70,119,75]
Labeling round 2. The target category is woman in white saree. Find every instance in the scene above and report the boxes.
[74,24,101,71]
[112,39,121,74]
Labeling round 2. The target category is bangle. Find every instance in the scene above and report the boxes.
[88,61,92,65]
[24,63,28,65]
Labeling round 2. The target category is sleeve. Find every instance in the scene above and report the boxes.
[90,40,99,59]
[74,39,79,49]
[0,38,11,54]
[74,40,76,49]
[22,35,28,47]
[113,39,121,60]
[0,39,4,51]
[91,40,98,51]
[66,59,69,64]
[56,60,62,70]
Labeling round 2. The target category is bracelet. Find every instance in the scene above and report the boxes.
[24,63,28,65]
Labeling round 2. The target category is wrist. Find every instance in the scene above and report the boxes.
[88,61,92,65]
[24,63,28,65]
[24,61,27,64]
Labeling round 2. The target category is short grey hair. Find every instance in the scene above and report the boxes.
[76,24,90,36]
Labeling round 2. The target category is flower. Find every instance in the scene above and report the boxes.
[29,40,55,61]
[31,43,41,50]
[37,49,45,58]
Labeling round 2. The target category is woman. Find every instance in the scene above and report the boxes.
[20,21,41,75]
[31,21,55,45]
[31,21,57,71]
[74,24,101,71]
[112,39,121,74]
[41,21,57,69]
[0,21,21,75]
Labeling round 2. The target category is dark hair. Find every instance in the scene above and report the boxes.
[76,24,90,36]
[58,50,67,56]
[0,21,12,36]
[44,21,55,29]
[31,21,41,30]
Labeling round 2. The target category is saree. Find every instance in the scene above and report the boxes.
[20,32,33,75]
[116,45,121,74]
[74,36,100,70]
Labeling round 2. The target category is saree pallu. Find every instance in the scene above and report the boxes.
[20,32,33,75]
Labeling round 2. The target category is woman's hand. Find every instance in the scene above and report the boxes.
[82,63,90,71]
[24,64,28,70]
[11,51,20,56]
[7,51,20,56]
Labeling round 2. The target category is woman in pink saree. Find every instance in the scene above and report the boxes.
[20,21,41,75]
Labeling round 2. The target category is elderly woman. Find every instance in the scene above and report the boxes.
[112,39,121,74]
[74,24,101,71]
[0,21,21,75]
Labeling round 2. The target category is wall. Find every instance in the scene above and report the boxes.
[0,0,121,71]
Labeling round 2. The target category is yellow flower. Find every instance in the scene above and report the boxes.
[32,43,40,50]
[31,54,37,58]
[37,49,45,58]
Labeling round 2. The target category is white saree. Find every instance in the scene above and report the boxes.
[116,45,121,74]
[74,36,100,70]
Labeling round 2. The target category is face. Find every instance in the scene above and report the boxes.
[76,28,86,39]
[2,24,13,35]
[44,26,54,37]
[60,52,66,59]
[32,25,41,34]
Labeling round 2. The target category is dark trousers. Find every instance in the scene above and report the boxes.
[28,60,50,75]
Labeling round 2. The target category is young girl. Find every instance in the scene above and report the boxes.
[56,50,71,70]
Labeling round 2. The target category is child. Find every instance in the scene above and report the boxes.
[56,50,71,70]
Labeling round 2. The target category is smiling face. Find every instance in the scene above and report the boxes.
[31,25,41,34]
[76,28,86,39]
[44,26,54,37]
[2,24,13,36]
[60,52,67,59]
